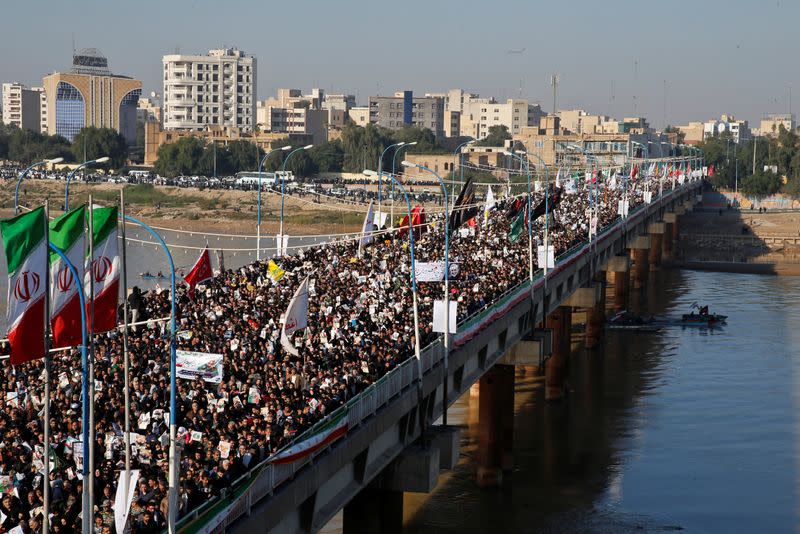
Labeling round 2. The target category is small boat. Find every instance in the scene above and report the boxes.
[606,310,662,331]
[680,304,727,326]
[139,272,169,281]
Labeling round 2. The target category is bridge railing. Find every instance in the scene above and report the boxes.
[174,179,700,533]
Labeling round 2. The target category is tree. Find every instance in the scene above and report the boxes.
[71,127,128,168]
[740,171,781,199]
[475,125,511,147]
[309,140,344,173]
[226,140,263,174]
[153,137,207,177]
[3,125,73,164]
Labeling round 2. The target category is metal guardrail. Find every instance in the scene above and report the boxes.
[174,180,699,534]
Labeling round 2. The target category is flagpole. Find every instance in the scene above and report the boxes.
[87,195,96,518]
[120,188,132,509]
[43,200,52,534]
[47,241,89,534]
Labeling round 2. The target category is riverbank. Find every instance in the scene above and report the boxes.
[677,209,800,275]
[2,180,368,235]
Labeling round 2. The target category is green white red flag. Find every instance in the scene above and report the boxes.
[269,409,348,464]
[86,206,119,334]
[0,207,48,365]
[49,206,85,348]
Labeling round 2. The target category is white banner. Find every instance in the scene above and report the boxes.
[643,191,653,204]
[72,441,84,473]
[414,261,460,282]
[113,469,139,534]
[589,216,598,238]
[537,245,555,269]
[280,276,309,357]
[176,350,224,383]
[276,234,289,256]
[617,199,629,216]
[432,300,457,334]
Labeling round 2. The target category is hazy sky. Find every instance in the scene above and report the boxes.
[2,0,797,129]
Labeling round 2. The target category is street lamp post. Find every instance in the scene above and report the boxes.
[379,142,406,224]
[453,139,475,196]
[64,157,110,211]
[256,145,292,260]
[278,145,313,254]
[122,215,178,534]
[390,142,417,228]
[47,242,89,534]
[363,169,422,389]
[14,158,64,214]
[400,161,451,423]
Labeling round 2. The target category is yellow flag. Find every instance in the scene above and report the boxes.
[268,260,285,282]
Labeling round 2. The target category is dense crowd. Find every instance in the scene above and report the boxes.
[0,171,670,532]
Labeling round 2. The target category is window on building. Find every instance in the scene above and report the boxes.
[54,81,84,142]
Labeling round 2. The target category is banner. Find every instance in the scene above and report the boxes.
[414,261,460,282]
[617,199,629,216]
[276,234,289,256]
[643,191,653,204]
[176,350,224,383]
[537,245,555,269]
[113,469,139,534]
[432,300,457,334]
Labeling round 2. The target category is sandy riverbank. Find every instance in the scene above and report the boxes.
[1,180,368,235]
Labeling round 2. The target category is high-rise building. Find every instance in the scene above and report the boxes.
[368,91,445,138]
[32,87,48,134]
[162,48,256,132]
[2,82,42,132]
[42,49,142,143]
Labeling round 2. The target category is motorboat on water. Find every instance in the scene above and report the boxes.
[606,310,662,331]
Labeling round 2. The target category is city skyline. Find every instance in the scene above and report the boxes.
[1,0,797,129]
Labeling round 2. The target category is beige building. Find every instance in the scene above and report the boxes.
[162,48,256,132]
[460,98,545,139]
[42,49,141,143]
[403,146,513,180]
[256,88,329,144]
[513,115,659,167]
[348,107,369,127]
[33,87,48,134]
[368,91,445,138]
[2,82,41,132]
[144,121,312,166]
[676,121,705,144]
[760,114,795,137]
[137,96,162,124]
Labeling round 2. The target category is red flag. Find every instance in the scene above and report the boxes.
[708,165,714,177]
[467,217,477,228]
[184,248,213,297]
[631,165,639,181]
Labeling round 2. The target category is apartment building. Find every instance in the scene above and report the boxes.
[162,48,256,132]
[759,114,795,137]
[460,98,545,139]
[368,91,445,138]
[42,49,142,142]
[702,114,751,143]
[2,82,42,132]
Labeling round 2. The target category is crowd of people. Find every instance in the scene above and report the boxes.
[0,169,675,532]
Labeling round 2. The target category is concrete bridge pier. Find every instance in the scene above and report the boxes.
[566,284,604,349]
[662,212,676,259]
[607,255,630,312]
[476,363,515,487]
[648,222,665,271]
[545,306,572,400]
[629,236,650,289]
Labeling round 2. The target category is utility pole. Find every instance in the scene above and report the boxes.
[550,74,559,114]
[753,135,757,175]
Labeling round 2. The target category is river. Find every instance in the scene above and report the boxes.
[324,269,799,533]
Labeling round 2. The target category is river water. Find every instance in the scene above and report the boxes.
[397,269,799,533]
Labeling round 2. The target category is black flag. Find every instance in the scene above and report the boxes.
[449,177,478,230]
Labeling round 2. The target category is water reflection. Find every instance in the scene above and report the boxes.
[400,270,799,533]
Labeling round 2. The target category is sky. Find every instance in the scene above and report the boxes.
[1,0,797,129]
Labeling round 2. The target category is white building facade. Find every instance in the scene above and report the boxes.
[162,48,256,132]
[2,82,42,132]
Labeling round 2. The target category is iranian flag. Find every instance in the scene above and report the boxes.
[49,206,85,348]
[269,409,348,464]
[86,206,119,334]
[0,207,48,365]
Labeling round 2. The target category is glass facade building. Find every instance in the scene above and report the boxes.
[54,81,85,142]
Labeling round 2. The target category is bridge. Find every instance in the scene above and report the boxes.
[176,180,704,534]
